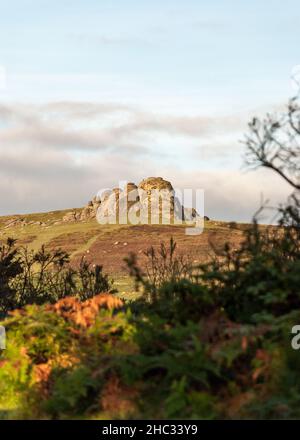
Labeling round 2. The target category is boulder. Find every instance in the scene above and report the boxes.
[62,211,78,222]
[138,177,173,193]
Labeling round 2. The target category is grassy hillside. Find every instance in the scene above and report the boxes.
[0,209,249,299]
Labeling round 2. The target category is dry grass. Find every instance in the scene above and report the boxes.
[0,209,252,298]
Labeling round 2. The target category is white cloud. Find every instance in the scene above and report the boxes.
[0,100,291,220]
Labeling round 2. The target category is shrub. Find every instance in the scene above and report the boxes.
[125,237,193,302]
[0,293,260,420]
[0,241,114,316]
[0,294,131,419]
[0,238,22,316]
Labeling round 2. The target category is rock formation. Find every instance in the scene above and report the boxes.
[63,177,201,224]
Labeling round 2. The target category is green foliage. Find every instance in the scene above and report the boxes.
[76,258,112,301]
[200,202,300,324]
[125,237,193,303]
[43,366,97,417]
[0,238,22,314]
[121,189,300,418]
[0,241,113,316]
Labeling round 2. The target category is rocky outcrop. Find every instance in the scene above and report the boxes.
[138,177,173,193]
[63,196,101,223]
[3,217,46,229]
[62,211,79,222]
[137,177,179,223]
[62,177,202,224]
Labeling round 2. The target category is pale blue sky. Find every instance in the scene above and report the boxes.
[0,0,298,105]
[0,1,298,219]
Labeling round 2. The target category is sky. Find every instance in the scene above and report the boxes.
[0,0,298,221]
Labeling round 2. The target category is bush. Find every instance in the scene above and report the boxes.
[0,294,131,419]
[0,292,262,419]
[0,238,23,314]
[125,237,193,302]
[0,241,114,316]
[200,200,300,324]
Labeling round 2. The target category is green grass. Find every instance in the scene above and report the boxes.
[0,208,254,298]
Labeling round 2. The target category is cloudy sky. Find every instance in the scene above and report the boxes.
[0,0,298,221]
